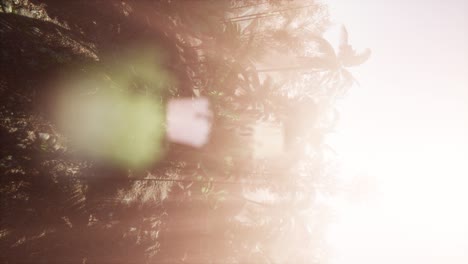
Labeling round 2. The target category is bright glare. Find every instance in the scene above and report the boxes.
[252,122,284,159]
[325,0,468,263]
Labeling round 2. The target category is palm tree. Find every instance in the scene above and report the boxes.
[0,1,366,263]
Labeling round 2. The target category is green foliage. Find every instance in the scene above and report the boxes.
[0,0,366,263]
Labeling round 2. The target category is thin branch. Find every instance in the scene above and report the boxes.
[226,4,318,22]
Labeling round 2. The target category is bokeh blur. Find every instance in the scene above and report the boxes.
[0,1,377,263]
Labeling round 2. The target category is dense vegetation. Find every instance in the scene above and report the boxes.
[0,0,366,263]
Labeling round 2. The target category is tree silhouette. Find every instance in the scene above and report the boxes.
[0,0,367,263]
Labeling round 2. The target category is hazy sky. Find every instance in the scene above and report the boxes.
[324,1,468,264]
